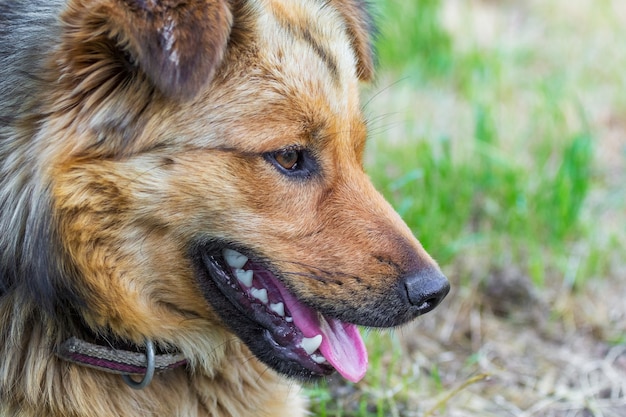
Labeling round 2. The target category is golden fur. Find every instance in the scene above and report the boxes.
[0,1,449,416]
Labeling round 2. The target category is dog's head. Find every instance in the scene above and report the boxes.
[11,0,449,382]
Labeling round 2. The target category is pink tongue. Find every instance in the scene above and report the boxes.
[278,286,368,383]
[316,316,368,383]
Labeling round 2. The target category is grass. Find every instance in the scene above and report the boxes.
[307,0,626,416]
[367,108,594,285]
[374,0,453,79]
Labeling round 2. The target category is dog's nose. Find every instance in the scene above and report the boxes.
[403,268,450,315]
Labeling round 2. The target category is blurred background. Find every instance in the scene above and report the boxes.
[307,0,626,416]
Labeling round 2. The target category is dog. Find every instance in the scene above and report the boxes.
[0,1,450,416]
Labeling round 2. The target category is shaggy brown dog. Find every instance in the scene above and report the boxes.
[0,0,449,416]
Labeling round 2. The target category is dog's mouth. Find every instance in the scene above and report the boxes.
[196,246,368,382]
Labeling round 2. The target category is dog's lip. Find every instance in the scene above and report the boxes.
[200,248,368,382]
[200,250,334,377]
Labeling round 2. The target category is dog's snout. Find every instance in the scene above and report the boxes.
[403,269,450,315]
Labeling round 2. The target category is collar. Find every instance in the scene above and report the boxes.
[56,337,187,389]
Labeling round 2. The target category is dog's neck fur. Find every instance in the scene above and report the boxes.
[0,298,306,416]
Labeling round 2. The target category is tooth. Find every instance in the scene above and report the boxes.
[223,249,248,269]
[235,269,253,287]
[269,302,285,317]
[250,288,268,304]
[311,354,327,364]
[285,316,293,323]
[301,335,322,355]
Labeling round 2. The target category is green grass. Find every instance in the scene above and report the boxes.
[363,0,601,287]
[307,332,436,417]
[367,107,594,277]
[373,0,453,79]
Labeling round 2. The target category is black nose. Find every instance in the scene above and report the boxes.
[403,268,450,315]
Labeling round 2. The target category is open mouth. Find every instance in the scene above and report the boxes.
[197,246,368,382]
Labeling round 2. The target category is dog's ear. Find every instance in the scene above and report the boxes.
[329,0,375,81]
[104,0,233,99]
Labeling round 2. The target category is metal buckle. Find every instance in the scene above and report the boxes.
[122,339,155,390]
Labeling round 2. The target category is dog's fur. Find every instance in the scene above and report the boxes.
[0,1,448,416]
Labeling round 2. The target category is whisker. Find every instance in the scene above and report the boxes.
[361,76,410,111]
[267,258,363,283]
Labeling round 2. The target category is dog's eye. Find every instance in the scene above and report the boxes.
[274,149,300,170]
[265,147,317,179]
